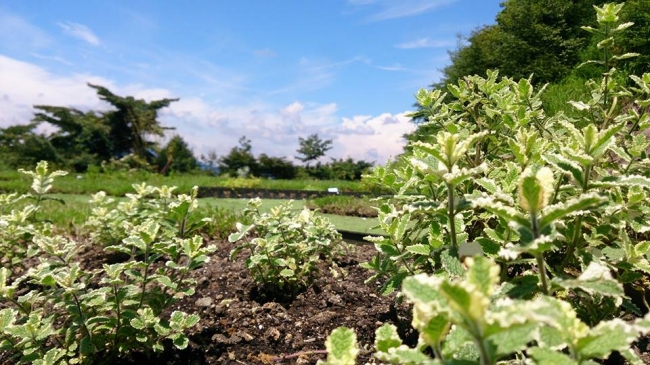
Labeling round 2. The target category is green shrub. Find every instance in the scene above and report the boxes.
[306,195,378,218]
[0,162,216,364]
[229,198,350,293]
[335,3,650,363]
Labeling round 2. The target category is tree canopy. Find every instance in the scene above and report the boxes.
[296,134,333,165]
[0,84,179,172]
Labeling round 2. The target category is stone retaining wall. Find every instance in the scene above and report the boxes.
[197,187,369,200]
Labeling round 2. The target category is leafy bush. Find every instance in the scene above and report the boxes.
[306,195,378,218]
[324,256,650,364]
[330,3,650,363]
[0,162,216,364]
[0,161,66,269]
[85,184,211,246]
[229,198,350,293]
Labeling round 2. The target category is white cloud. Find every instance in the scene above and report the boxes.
[356,0,458,22]
[0,55,413,166]
[334,113,415,163]
[396,38,454,49]
[0,55,112,125]
[31,53,73,66]
[58,22,101,46]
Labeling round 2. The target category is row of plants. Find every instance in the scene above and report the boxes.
[0,161,353,364]
[0,162,219,364]
[317,3,650,364]
[0,166,371,196]
[306,195,379,218]
[3,4,650,364]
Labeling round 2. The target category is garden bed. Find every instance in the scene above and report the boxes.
[6,239,413,365]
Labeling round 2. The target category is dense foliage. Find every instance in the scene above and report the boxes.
[229,198,349,293]
[0,162,216,364]
[0,84,189,173]
[215,134,373,181]
[322,3,650,363]
[408,0,649,141]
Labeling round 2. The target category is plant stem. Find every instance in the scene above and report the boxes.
[531,215,549,295]
[536,254,550,296]
[446,183,458,249]
[272,350,327,362]
[432,342,445,363]
[560,216,584,272]
[72,293,94,345]
[138,243,151,310]
[112,284,122,351]
[473,336,493,365]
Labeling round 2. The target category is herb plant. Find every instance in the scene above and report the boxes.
[229,198,350,293]
[325,2,650,363]
[0,163,216,364]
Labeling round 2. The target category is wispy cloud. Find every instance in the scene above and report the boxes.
[31,53,73,66]
[58,22,101,46]
[375,63,405,71]
[269,56,366,95]
[396,37,454,49]
[254,48,276,58]
[0,11,52,52]
[358,0,458,22]
[0,54,413,164]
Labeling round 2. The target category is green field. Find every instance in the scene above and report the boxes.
[0,169,369,196]
[35,194,383,236]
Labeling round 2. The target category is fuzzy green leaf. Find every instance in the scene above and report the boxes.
[405,244,431,256]
[441,325,478,361]
[375,346,440,365]
[528,347,579,365]
[317,327,359,365]
[374,323,402,352]
[539,193,605,229]
[32,348,67,365]
[419,314,451,347]
[543,153,584,185]
[466,256,499,296]
[472,196,529,227]
[555,261,624,297]
[172,334,190,349]
[441,249,465,277]
[576,319,641,359]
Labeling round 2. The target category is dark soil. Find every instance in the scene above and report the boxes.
[87,240,412,364]
[5,238,650,364]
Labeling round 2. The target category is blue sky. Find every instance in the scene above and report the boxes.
[0,0,502,164]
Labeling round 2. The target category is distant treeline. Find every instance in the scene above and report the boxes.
[0,84,373,180]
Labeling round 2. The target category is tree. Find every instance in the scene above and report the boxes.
[218,136,258,177]
[31,105,112,171]
[0,123,60,168]
[296,134,333,166]
[155,135,198,175]
[436,26,504,90]
[88,83,178,162]
[200,149,219,173]
[258,154,296,179]
[326,158,373,181]
[495,0,607,83]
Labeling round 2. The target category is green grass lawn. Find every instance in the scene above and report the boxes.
[35,194,383,236]
[201,197,382,235]
[0,169,369,196]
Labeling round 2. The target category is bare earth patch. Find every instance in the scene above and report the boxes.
[77,241,414,364]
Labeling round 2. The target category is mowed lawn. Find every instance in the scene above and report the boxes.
[40,194,383,236]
